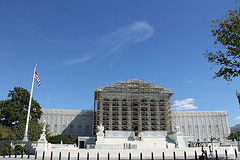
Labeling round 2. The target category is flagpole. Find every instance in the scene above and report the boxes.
[23,64,37,141]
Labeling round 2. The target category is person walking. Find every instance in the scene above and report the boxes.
[201,145,204,156]
[209,146,213,157]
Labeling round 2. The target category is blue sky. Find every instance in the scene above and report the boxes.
[0,1,240,127]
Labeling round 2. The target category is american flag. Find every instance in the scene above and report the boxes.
[34,71,41,87]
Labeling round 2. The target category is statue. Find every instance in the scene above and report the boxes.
[42,120,46,133]
[36,120,48,155]
[97,124,104,133]
[38,120,47,142]
[175,125,181,132]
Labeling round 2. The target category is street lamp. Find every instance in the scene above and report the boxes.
[235,90,240,106]
[236,131,240,151]
[210,136,215,156]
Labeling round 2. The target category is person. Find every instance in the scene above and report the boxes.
[166,142,168,148]
[201,145,204,156]
[209,146,213,157]
[175,141,178,148]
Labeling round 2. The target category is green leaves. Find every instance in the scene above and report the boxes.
[227,132,237,141]
[203,5,240,81]
[48,134,76,144]
[0,87,43,141]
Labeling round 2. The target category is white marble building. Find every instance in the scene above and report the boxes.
[40,109,93,138]
[171,111,230,142]
[41,109,230,143]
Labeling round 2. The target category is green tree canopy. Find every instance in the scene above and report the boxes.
[227,132,237,141]
[0,87,42,126]
[0,124,16,140]
[0,87,43,141]
[203,4,240,81]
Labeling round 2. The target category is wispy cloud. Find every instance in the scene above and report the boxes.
[99,21,154,57]
[65,55,91,65]
[46,94,54,101]
[172,98,198,110]
[64,21,154,66]
[234,116,240,120]
[187,80,192,83]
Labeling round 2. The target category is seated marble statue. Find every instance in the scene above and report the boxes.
[97,124,104,133]
[175,125,181,132]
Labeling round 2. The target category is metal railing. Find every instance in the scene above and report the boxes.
[0,148,238,160]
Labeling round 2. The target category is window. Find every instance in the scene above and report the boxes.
[188,126,192,136]
[208,125,212,135]
[70,125,74,133]
[78,125,81,133]
[195,126,199,133]
[122,126,128,130]
[202,125,206,134]
[215,125,219,132]
[54,124,58,132]
[181,126,185,133]
[86,125,89,133]
[113,126,118,130]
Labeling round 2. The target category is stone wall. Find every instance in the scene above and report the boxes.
[40,109,93,138]
[171,111,230,142]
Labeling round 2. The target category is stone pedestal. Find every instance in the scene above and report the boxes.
[168,132,194,148]
[96,132,104,143]
[35,120,49,155]
[95,131,105,148]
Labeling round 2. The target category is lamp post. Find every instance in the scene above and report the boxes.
[210,136,215,156]
[235,90,240,106]
[236,131,240,151]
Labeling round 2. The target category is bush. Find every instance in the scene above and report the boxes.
[0,144,28,156]
[14,145,28,155]
[48,134,76,144]
[0,144,11,156]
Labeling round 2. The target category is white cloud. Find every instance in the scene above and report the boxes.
[65,55,91,65]
[46,94,54,101]
[187,80,192,83]
[234,116,240,120]
[64,22,154,66]
[100,21,154,57]
[172,98,198,111]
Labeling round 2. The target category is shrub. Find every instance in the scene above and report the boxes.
[0,144,12,156]
[14,145,28,155]
[0,144,29,156]
[48,134,76,144]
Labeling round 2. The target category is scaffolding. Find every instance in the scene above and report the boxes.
[93,79,173,135]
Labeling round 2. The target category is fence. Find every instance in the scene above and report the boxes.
[0,148,239,160]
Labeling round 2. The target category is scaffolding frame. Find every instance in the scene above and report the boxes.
[93,79,173,135]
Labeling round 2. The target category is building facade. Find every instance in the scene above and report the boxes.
[40,80,231,143]
[94,79,173,134]
[41,109,230,142]
[171,111,230,142]
[230,124,240,133]
[40,109,93,138]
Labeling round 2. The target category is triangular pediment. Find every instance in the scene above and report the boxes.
[96,79,172,93]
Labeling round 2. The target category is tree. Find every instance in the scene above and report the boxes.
[227,132,237,141]
[0,124,16,140]
[0,87,43,141]
[203,4,240,81]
